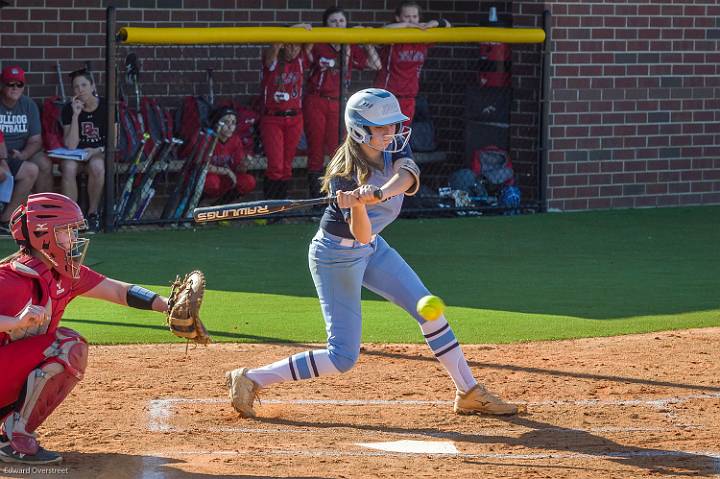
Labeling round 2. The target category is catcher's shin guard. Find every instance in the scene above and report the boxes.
[2,328,88,455]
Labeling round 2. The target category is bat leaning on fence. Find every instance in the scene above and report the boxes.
[161,130,207,219]
[115,132,150,222]
[172,130,214,219]
[131,137,184,220]
[184,121,225,218]
[192,190,383,223]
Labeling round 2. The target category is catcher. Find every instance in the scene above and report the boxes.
[0,193,208,465]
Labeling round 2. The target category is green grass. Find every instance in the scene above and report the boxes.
[2,206,718,345]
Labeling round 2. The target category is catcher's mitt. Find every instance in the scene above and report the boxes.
[166,270,211,345]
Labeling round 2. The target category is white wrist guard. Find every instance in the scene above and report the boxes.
[394,157,420,196]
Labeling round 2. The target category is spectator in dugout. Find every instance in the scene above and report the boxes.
[260,23,312,200]
[202,107,256,203]
[374,1,451,125]
[303,6,381,198]
[0,66,52,234]
[60,68,107,233]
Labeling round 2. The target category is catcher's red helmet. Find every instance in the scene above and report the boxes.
[10,193,89,279]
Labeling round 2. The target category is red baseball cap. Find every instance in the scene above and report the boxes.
[1,65,26,85]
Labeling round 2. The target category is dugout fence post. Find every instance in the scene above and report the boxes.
[537,10,552,213]
[338,44,347,146]
[103,6,118,233]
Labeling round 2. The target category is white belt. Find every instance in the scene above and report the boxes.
[319,229,376,248]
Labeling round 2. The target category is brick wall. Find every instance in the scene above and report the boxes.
[543,0,720,210]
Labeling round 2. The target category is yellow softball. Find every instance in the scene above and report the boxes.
[416,295,446,321]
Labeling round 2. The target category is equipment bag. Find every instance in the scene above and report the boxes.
[471,145,515,186]
[175,95,212,159]
[41,97,65,151]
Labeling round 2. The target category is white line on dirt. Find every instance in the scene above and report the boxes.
[147,393,717,434]
[147,448,720,461]
[142,394,720,476]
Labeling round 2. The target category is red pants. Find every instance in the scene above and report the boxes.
[303,95,340,173]
[204,172,256,198]
[260,114,304,181]
[398,97,416,127]
[0,334,56,409]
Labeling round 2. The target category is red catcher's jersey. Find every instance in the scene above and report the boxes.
[0,255,105,345]
[261,51,307,113]
[306,44,368,99]
[373,43,430,98]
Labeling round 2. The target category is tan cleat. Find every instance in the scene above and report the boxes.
[225,367,259,418]
[454,384,518,416]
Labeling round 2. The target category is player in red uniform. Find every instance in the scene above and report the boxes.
[303,7,381,197]
[203,107,256,202]
[0,193,172,465]
[373,1,451,124]
[260,24,312,199]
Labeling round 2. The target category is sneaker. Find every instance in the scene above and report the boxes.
[225,367,259,418]
[0,443,62,465]
[86,213,101,234]
[454,384,518,416]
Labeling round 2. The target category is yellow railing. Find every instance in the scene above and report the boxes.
[118,26,545,45]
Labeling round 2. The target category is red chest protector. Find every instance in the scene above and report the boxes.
[1,256,75,343]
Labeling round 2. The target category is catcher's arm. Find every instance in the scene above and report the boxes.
[82,277,169,312]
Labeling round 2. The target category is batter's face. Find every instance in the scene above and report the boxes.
[396,6,420,24]
[326,12,347,28]
[367,124,399,150]
[72,76,94,102]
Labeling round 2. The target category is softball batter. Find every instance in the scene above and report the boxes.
[227,88,517,417]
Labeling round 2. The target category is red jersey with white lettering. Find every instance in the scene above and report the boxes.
[211,134,246,171]
[261,51,308,114]
[307,44,368,98]
[373,43,430,98]
[0,255,105,345]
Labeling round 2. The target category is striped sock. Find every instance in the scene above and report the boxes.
[247,349,341,388]
[421,317,478,393]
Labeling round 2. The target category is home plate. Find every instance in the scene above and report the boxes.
[356,440,458,455]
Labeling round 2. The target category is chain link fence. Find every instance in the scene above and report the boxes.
[109,35,538,227]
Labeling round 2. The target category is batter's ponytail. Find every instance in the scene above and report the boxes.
[320,135,377,195]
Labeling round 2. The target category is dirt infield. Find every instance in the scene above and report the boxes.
[23,328,720,478]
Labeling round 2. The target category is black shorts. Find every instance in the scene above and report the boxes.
[6,157,23,177]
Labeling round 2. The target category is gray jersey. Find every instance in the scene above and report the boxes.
[0,96,41,152]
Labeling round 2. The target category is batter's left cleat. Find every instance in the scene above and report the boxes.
[454,384,518,416]
[225,367,259,418]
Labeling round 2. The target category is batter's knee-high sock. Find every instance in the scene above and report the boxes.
[246,349,341,388]
[421,317,478,393]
